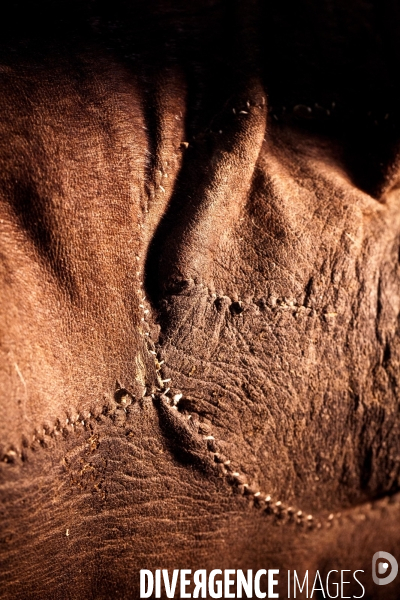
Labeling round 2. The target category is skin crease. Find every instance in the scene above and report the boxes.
[1,1,400,598]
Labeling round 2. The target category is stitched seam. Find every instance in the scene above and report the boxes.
[1,273,395,533]
[1,340,396,531]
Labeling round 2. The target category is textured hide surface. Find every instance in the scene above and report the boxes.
[1,1,400,598]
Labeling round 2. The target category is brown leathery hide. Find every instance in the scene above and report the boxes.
[1,1,400,598]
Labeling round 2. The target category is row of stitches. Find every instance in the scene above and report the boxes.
[1,210,150,463]
[148,346,345,533]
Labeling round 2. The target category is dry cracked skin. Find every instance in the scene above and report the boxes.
[1,1,400,598]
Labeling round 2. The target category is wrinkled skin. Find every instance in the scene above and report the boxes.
[1,1,400,598]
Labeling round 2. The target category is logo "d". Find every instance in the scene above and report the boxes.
[372,552,398,586]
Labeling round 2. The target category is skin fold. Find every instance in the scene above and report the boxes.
[1,1,400,598]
